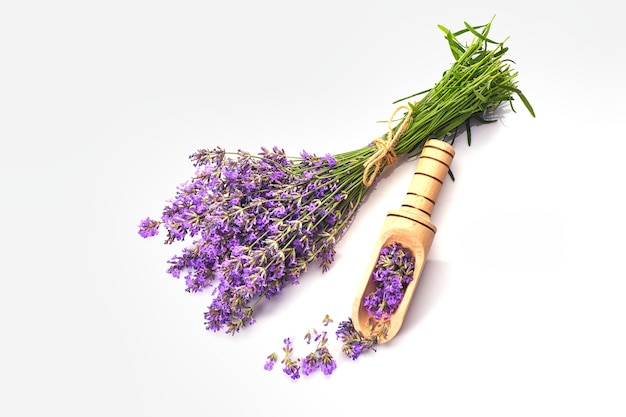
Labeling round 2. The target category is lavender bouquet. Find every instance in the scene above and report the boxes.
[138,18,534,335]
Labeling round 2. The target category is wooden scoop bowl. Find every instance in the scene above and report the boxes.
[351,139,455,343]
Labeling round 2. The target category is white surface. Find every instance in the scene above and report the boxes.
[2,1,625,416]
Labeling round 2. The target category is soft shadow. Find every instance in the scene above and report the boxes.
[401,259,450,331]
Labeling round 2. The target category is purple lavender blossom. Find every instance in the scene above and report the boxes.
[283,364,300,380]
[138,217,160,238]
[362,243,415,320]
[318,347,337,375]
[264,352,277,371]
[301,329,336,377]
[301,352,319,376]
[267,317,337,379]
[281,338,301,380]
[138,146,366,334]
[336,318,377,360]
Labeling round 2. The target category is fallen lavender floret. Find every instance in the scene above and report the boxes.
[302,328,337,376]
[266,315,337,378]
[264,352,278,371]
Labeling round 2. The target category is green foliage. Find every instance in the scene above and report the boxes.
[389,16,534,156]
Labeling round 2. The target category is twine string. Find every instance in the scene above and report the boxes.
[362,104,414,186]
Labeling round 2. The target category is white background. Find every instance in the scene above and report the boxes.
[2,1,625,416]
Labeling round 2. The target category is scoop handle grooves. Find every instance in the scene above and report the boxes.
[401,140,455,219]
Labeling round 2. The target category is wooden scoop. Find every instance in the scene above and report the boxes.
[351,139,455,343]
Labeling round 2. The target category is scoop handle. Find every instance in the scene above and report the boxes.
[400,140,455,219]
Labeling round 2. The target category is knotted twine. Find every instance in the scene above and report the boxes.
[362,104,414,186]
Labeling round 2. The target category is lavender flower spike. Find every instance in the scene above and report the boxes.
[139,146,369,334]
[281,338,301,380]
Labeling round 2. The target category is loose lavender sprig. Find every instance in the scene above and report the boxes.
[336,318,378,360]
[281,338,301,380]
[264,352,278,371]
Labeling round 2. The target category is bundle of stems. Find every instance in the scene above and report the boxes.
[345,17,534,177]
[138,18,534,334]
[310,16,534,224]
